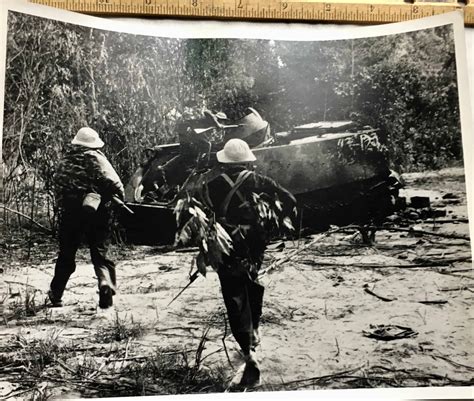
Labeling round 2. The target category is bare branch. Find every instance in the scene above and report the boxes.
[1,205,53,234]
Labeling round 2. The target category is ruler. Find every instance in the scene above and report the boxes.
[30,0,474,25]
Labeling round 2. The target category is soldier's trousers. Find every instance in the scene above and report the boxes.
[49,200,116,301]
[217,254,265,355]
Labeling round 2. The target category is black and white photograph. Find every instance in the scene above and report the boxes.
[0,2,472,400]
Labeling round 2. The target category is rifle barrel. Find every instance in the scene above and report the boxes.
[112,197,135,215]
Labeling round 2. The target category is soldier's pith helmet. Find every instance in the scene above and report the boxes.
[215,112,228,120]
[217,138,256,163]
[71,127,104,149]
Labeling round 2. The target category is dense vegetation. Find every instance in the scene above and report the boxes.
[1,11,462,235]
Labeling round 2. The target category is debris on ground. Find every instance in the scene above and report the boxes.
[362,324,418,341]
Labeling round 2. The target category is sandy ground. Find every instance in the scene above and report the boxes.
[0,167,473,399]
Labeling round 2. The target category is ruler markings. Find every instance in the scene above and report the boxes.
[29,0,472,25]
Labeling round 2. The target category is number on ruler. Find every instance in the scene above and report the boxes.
[370,5,375,13]
[192,0,198,6]
[325,3,331,12]
[98,0,109,4]
[281,2,288,10]
[237,0,243,9]
[144,0,152,5]
[413,5,419,13]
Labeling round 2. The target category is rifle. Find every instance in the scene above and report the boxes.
[167,227,344,307]
[166,270,199,308]
[112,196,135,215]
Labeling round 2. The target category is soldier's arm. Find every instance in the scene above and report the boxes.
[86,151,125,200]
[254,173,297,213]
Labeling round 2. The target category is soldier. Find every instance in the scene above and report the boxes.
[48,127,124,309]
[177,109,230,160]
[205,138,296,387]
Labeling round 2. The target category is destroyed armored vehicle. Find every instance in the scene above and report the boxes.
[121,108,400,244]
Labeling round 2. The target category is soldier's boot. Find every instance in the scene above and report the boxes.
[240,351,260,387]
[47,290,63,308]
[99,285,113,309]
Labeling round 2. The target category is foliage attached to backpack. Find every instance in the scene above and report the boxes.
[174,170,233,276]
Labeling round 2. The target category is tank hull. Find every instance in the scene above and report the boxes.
[121,131,396,245]
[253,133,388,195]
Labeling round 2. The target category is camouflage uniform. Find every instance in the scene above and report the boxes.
[49,146,124,307]
[206,165,296,355]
